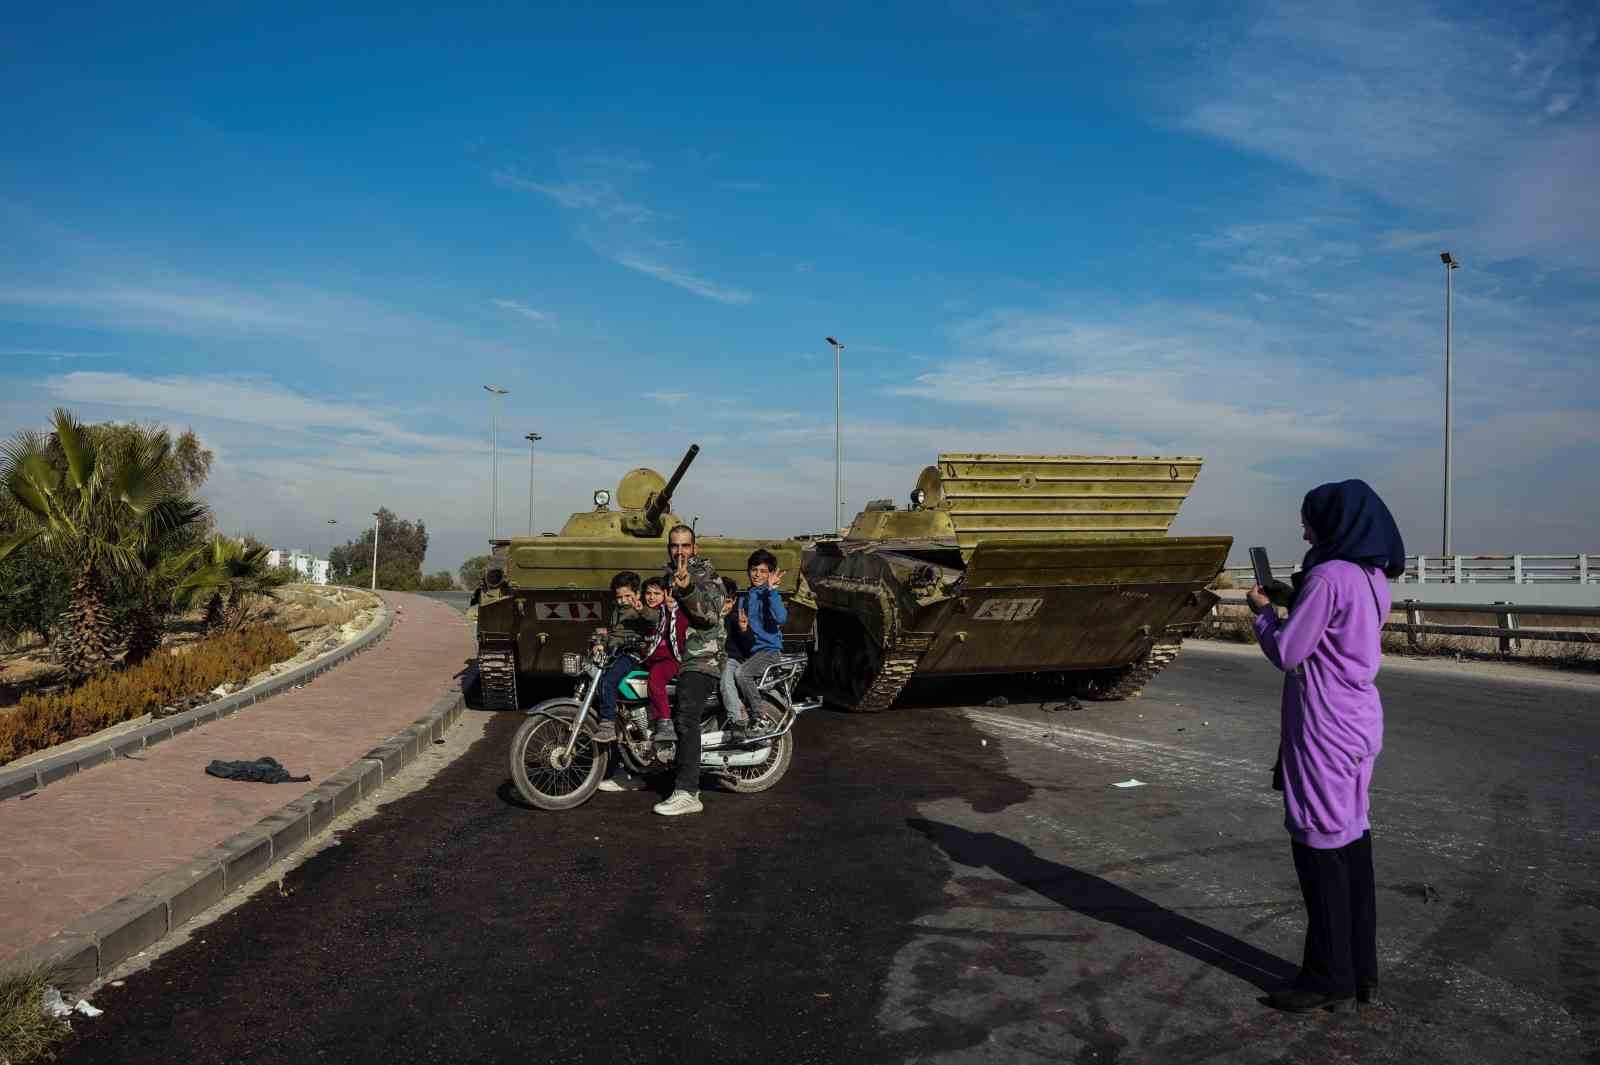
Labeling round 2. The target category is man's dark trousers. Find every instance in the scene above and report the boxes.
[672,670,716,793]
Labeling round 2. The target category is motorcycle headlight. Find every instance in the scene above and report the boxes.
[561,653,582,676]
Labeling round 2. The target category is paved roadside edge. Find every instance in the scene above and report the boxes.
[0,598,395,803]
[0,684,465,990]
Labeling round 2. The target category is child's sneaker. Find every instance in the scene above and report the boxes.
[653,790,703,816]
[652,719,676,743]
[591,720,617,743]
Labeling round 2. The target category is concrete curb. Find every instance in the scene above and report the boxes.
[0,597,395,804]
[2,684,466,990]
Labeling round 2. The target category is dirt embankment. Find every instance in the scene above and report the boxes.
[0,584,384,710]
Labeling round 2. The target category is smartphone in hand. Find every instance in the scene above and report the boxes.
[1249,547,1273,590]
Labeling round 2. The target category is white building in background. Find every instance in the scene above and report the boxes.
[266,549,331,586]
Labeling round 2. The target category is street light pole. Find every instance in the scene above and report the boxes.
[326,518,337,586]
[826,336,844,533]
[1440,252,1459,557]
[370,511,381,592]
[524,431,542,536]
[483,385,509,541]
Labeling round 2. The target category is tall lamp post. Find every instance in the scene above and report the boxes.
[483,385,510,541]
[524,431,542,536]
[326,518,337,585]
[1440,252,1459,557]
[370,511,381,592]
[826,336,844,534]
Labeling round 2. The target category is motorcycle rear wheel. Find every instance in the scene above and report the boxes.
[510,701,607,810]
[718,705,794,794]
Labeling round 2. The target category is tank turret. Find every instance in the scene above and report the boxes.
[557,444,700,540]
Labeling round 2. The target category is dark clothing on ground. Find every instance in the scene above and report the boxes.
[204,756,310,784]
[672,670,716,793]
[1291,831,1378,995]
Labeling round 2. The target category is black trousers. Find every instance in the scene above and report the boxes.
[1290,831,1378,995]
[672,669,716,794]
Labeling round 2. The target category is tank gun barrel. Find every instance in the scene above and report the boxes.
[645,444,699,525]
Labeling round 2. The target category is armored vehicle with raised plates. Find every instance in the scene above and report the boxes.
[473,444,812,710]
[800,453,1231,711]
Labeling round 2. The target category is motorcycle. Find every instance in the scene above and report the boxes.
[508,639,820,810]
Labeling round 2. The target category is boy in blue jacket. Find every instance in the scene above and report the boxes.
[732,548,788,731]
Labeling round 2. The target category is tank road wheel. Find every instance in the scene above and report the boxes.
[510,701,607,810]
[814,610,882,711]
[477,645,520,711]
[1077,640,1184,702]
[814,610,930,713]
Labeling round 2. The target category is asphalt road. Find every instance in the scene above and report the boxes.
[59,642,1599,1064]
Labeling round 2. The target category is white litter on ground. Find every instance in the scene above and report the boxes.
[1111,778,1147,788]
[42,986,103,1018]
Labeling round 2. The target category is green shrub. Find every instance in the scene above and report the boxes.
[0,624,299,765]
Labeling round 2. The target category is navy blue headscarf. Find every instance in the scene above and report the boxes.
[1292,479,1406,601]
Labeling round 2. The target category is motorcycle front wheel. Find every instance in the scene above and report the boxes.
[510,699,608,810]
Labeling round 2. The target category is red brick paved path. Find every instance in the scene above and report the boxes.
[0,592,476,961]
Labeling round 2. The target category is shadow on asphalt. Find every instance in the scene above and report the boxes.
[908,818,1299,993]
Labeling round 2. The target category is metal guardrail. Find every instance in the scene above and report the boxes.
[1226,553,1598,586]
[1206,597,1600,655]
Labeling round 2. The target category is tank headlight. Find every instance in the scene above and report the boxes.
[909,488,927,509]
[593,489,611,508]
[485,568,504,587]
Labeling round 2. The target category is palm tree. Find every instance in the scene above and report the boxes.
[0,408,207,677]
[177,535,292,633]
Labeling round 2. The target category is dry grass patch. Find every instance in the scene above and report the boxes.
[0,966,71,1065]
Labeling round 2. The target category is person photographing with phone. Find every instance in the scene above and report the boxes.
[1245,479,1405,1013]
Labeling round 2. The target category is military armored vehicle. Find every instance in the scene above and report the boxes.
[801,453,1231,711]
[474,444,812,710]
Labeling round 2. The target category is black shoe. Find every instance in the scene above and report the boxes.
[1264,988,1353,1013]
[722,718,748,742]
[591,720,617,743]
[1356,984,1378,1005]
[652,720,676,743]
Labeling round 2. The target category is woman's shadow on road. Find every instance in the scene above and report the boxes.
[907,818,1297,992]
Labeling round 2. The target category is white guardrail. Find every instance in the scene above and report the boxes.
[1226,553,1599,586]
[1205,598,1600,654]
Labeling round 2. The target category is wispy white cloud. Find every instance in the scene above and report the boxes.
[491,170,653,222]
[45,372,475,455]
[1174,1,1600,265]
[641,390,690,405]
[0,284,296,329]
[0,349,114,360]
[490,298,549,322]
[614,254,752,305]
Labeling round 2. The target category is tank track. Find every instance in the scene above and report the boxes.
[476,644,520,711]
[1081,639,1183,701]
[849,632,935,713]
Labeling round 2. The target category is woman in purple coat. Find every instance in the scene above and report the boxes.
[1246,479,1405,1013]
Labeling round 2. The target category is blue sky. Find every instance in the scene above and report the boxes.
[3,1,1597,576]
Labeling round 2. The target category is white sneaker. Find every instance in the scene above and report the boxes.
[653,790,703,816]
[597,779,624,792]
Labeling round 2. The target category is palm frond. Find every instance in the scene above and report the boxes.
[0,527,41,562]
[51,408,94,491]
